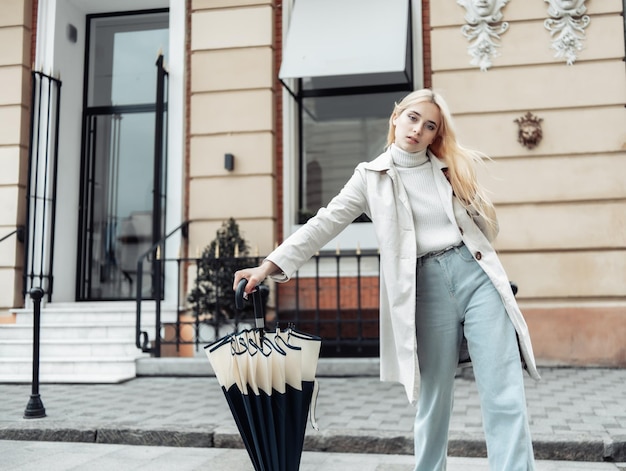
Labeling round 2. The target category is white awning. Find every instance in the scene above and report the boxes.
[279,0,411,91]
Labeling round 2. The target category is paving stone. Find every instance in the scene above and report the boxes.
[0,367,625,462]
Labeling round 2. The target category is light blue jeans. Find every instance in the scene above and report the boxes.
[413,244,534,471]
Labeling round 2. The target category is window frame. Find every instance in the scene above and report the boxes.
[280,0,424,251]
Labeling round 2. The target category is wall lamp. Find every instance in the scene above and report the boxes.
[224,153,235,171]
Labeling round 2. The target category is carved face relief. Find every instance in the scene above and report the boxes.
[514,112,543,150]
[471,0,497,18]
[460,0,508,23]
[549,0,585,14]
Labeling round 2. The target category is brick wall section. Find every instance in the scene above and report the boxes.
[274,1,283,242]
[31,0,37,66]
[422,0,432,88]
[277,277,380,341]
[277,277,379,311]
[182,0,192,288]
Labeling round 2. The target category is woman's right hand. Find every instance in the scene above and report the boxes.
[233,260,280,295]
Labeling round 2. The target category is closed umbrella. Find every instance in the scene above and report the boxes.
[205,279,321,471]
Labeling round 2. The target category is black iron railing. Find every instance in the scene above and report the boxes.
[156,253,266,357]
[0,227,25,245]
[136,234,381,357]
[135,221,188,354]
[23,71,62,301]
[276,249,380,357]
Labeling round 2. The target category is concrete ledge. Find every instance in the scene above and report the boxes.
[213,425,245,449]
[606,436,626,462]
[447,432,488,458]
[305,428,413,455]
[136,357,213,377]
[0,426,96,443]
[533,434,606,462]
[316,358,380,377]
[96,426,213,448]
[136,357,380,378]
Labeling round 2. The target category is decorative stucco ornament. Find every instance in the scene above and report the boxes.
[458,0,510,71]
[544,0,590,65]
[514,112,543,150]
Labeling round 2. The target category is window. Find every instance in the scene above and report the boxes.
[280,0,422,248]
[298,92,406,223]
[77,10,169,300]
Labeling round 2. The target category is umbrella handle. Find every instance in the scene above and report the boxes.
[235,278,249,310]
[235,278,265,332]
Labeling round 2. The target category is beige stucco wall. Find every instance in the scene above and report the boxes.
[186,0,625,365]
[431,1,626,365]
[188,0,277,257]
[0,0,32,317]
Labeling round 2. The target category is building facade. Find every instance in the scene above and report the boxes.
[0,0,624,381]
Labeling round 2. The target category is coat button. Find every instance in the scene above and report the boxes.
[475,251,482,260]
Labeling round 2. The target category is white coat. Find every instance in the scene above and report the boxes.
[267,149,540,404]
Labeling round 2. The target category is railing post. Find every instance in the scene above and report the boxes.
[136,256,145,351]
[135,221,189,355]
[24,287,46,419]
[154,247,162,357]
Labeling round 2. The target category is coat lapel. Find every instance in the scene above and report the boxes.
[364,150,412,216]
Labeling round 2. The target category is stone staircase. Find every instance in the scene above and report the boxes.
[0,302,158,383]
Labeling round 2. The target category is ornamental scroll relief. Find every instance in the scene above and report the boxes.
[544,0,590,65]
[457,0,511,71]
[458,0,591,70]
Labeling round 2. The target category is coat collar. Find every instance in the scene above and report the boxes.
[363,149,394,172]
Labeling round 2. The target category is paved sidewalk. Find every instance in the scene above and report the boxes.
[0,367,625,464]
[0,440,623,471]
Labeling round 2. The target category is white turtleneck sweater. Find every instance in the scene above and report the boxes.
[389,144,463,257]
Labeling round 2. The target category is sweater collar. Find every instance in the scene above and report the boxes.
[389,144,428,168]
[365,147,447,172]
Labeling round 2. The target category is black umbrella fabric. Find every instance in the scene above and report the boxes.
[205,280,321,471]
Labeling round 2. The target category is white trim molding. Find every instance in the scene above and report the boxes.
[457,0,510,71]
[544,0,590,65]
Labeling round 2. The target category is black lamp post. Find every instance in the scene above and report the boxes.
[23,287,46,419]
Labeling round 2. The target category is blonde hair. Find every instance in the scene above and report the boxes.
[386,89,497,232]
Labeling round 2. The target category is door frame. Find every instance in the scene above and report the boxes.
[33,0,184,315]
[75,8,169,301]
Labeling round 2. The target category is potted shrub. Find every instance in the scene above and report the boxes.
[187,218,267,340]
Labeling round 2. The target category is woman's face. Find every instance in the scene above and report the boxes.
[393,101,441,153]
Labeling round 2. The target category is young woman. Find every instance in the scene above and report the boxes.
[234,89,539,470]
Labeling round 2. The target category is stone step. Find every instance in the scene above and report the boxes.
[0,302,167,384]
[0,373,134,383]
[0,356,138,383]
[0,323,152,340]
[11,304,170,325]
[13,311,138,324]
[0,338,144,357]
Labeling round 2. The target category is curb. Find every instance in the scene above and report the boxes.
[1,424,624,462]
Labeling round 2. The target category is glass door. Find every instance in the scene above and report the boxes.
[77,10,169,300]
